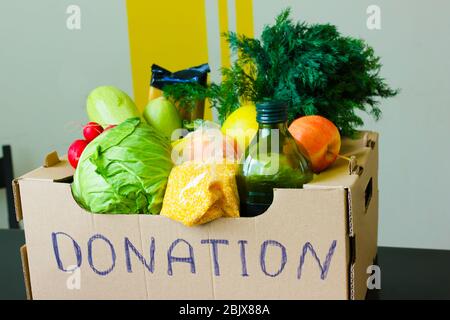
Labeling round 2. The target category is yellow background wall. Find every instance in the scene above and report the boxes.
[126,0,209,112]
[126,0,254,120]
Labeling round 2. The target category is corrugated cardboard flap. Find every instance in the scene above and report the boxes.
[12,179,23,222]
[20,245,33,300]
[14,152,74,222]
[305,131,378,190]
[19,153,75,182]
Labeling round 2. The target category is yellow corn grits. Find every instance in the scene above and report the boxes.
[160,161,240,226]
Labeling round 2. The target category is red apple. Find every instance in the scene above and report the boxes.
[288,115,341,173]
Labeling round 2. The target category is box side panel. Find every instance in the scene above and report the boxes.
[349,134,379,300]
[20,180,349,300]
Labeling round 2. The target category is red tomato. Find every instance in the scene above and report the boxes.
[68,139,88,169]
[83,122,103,142]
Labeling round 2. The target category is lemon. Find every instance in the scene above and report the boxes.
[221,104,258,152]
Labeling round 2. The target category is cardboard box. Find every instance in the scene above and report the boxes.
[13,131,378,300]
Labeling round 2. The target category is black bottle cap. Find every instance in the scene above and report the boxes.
[256,100,288,124]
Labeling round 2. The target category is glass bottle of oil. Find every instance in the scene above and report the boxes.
[237,100,313,217]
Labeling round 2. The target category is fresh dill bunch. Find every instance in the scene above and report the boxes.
[162,83,209,112]
[218,8,399,136]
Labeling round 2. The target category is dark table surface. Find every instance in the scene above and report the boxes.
[1,229,449,300]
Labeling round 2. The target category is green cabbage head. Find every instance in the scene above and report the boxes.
[72,117,173,214]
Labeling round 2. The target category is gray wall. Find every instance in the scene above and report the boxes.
[0,0,132,227]
[1,0,449,250]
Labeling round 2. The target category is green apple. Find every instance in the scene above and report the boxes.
[143,97,182,140]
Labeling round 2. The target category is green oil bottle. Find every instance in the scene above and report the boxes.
[237,100,313,217]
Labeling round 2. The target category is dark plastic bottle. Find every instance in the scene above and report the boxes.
[237,100,313,217]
